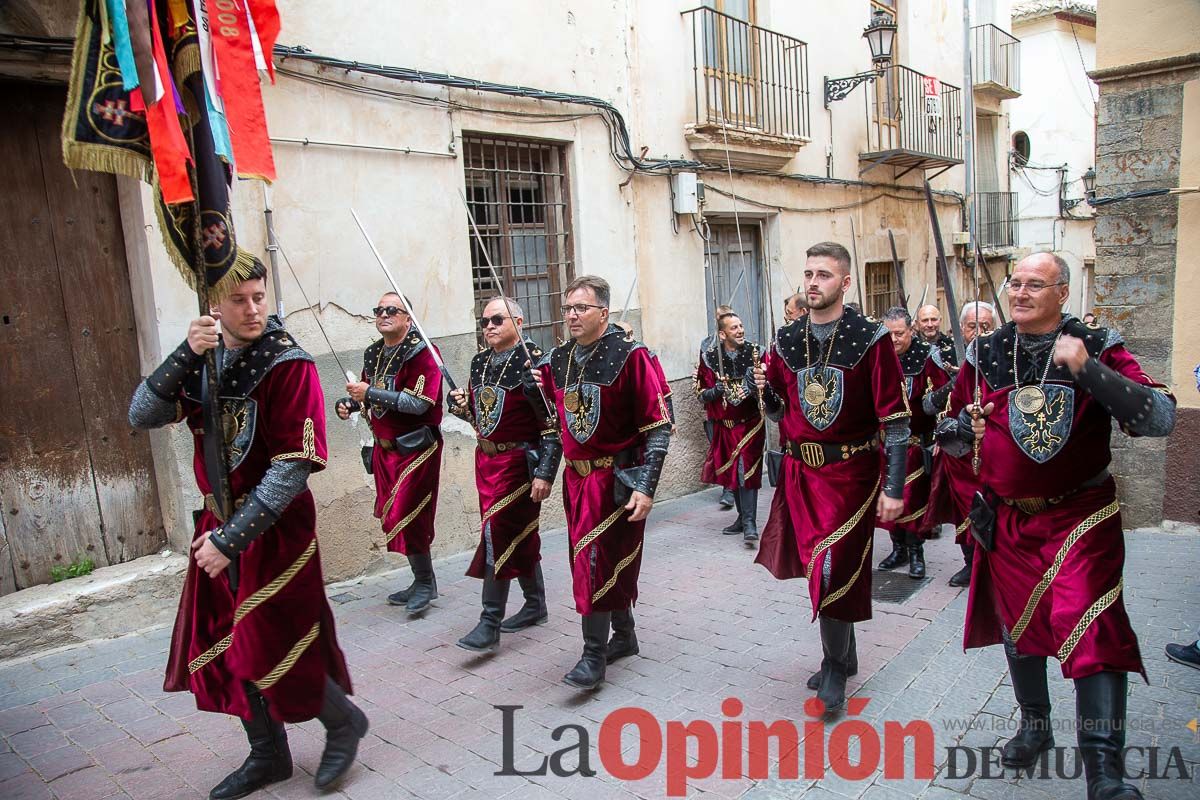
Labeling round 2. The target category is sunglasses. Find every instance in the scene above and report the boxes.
[373,306,408,318]
[479,314,509,329]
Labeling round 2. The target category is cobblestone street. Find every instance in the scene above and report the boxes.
[1,487,1197,800]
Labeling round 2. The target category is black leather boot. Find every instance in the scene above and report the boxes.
[815,616,853,713]
[1001,655,1054,767]
[906,532,926,579]
[500,565,548,632]
[719,488,735,508]
[607,607,639,663]
[314,677,369,791]
[457,572,510,652]
[807,626,857,690]
[404,552,438,614]
[563,613,610,689]
[1076,671,1143,800]
[386,579,415,606]
[949,541,973,587]
[209,685,292,800]
[722,489,743,534]
[878,532,908,570]
[740,488,759,542]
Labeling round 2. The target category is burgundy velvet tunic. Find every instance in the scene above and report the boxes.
[755,308,909,622]
[538,325,672,614]
[695,341,767,491]
[165,331,351,723]
[458,342,552,581]
[362,332,444,555]
[949,318,1173,678]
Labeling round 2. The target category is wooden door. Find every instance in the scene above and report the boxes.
[704,223,764,346]
[0,82,165,594]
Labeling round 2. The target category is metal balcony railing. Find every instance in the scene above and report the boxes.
[862,65,963,173]
[976,191,1019,249]
[682,7,811,141]
[972,24,1021,96]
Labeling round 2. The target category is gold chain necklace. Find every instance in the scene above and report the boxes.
[1011,327,1063,415]
[478,345,518,408]
[372,341,404,389]
[562,341,600,414]
[801,317,842,407]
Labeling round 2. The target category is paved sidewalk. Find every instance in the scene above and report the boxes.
[1,487,1197,800]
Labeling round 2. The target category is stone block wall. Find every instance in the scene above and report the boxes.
[1093,63,1200,527]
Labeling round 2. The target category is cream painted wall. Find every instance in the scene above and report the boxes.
[124,0,996,578]
[1095,0,1200,72]
[1009,14,1096,314]
[1171,79,1200,409]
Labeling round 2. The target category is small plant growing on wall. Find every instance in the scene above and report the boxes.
[50,558,95,583]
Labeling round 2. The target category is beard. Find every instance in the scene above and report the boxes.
[807,291,840,311]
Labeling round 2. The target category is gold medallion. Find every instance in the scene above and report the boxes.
[373,378,386,390]
[563,389,581,413]
[479,385,498,406]
[221,412,238,445]
[803,380,827,407]
[1013,385,1046,414]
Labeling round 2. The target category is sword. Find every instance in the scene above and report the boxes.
[455,190,556,421]
[849,216,865,307]
[350,209,458,393]
[974,239,1008,325]
[922,182,966,365]
[887,229,909,310]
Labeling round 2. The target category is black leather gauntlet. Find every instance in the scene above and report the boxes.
[935,411,976,458]
[534,430,563,482]
[698,385,725,404]
[146,340,202,401]
[922,382,953,417]
[207,492,280,559]
[635,426,671,498]
[761,385,784,421]
[882,442,908,500]
[1075,357,1174,435]
[336,397,362,414]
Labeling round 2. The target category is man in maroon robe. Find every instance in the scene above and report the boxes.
[337,293,444,614]
[921,300,995,587]
[532,275,672,690]
[447,296,560,651]
[940,252,1175,800]
[876,307,950,579]
[129,263,365,797]
[753,242,909,713]
[696,311,766,542]
[696,305,736,509]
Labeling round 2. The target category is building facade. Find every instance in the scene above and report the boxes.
[0,0,1025,591]
[1091,0,1200,526]
[1010,0,1097,315]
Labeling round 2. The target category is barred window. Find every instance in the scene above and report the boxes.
[864,261,898,319]
[464,135,574,351]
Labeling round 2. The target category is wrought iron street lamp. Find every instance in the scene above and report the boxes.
[1081,167,1097,201]
[824,10,898,108]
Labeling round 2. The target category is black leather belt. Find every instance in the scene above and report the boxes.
[783,436,877,469]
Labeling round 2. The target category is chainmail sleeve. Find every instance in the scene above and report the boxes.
[128,382,180,430]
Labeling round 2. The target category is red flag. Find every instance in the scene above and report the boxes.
[246,0,281,82]
[146,0,193,203]
[209,1,275,180]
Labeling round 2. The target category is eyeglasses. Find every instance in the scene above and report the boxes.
[372,305,408,318]
[1006,281,1065,295]
[479,314,508,329]
[560,303,606,317]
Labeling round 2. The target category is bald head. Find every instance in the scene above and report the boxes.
[916,304,942,342]
[1018,251,1070,285]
